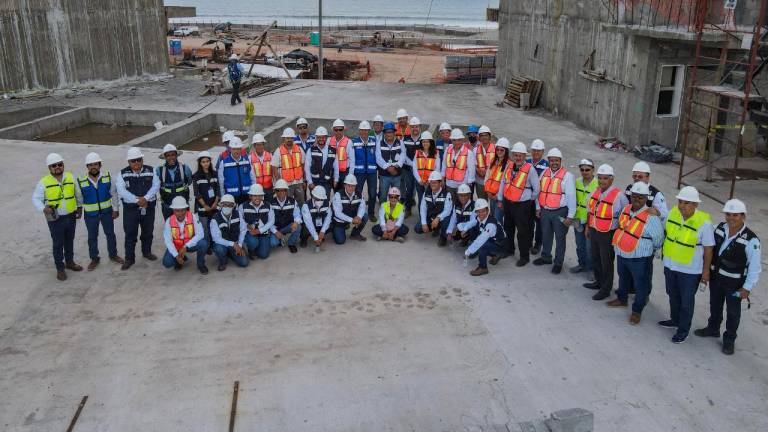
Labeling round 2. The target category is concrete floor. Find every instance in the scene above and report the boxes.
[1,79,767,432]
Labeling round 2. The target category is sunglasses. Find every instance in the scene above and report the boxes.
[128,158,143,163]
[333,128,344,132]
[388,195,399,199]
[297,125,308,129]
[49,162,64,168]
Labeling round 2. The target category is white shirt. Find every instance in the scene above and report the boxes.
[304,144,340,186]
[270,145,306,186]
[115,167,160,204]
[441,144,476,188]
[419,188,454,226]
[163,212,205,257]
[332,191,366,222]
[32,173,84,215]
[210,211,247,247]
[301,201,332,240]
[378,203,405,229]
[269,197,302,233]
[716,224,762,291]
[464,214,498,256]
[496,162,541,203]
[664,217,716,275]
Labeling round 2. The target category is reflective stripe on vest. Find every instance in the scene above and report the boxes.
[445,144,469,182]
[587,187,621,232]
[475,143,495,171]
[502,163,532,202]
[330,136,350,171]
[663,207,710,265]
[78,172,113,215]
[612,205,651,253]
[42,172,77,213]
[250,151,273,189]
[170,211,195,251]
[160,164,188,194]
[575,177,598,223]
[222,156,252,195]
[353,137,378,172]
[279,145,304,182]
[382,201,403,221]
[414,150,437,182]
[484,163,505,196]
[538,168,567,208]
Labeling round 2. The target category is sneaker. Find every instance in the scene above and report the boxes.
[470,267,489,276]
[657,319,678,329]
[583,282,599,290]
[722,340,735,355]
[693,327,720,338]
[606,298,628,308]
[289,245,298,253]
[629,312,641,325]
[198,265,209,275]
[533,257,552,266]
[592,291,610,301]
[551,264,562,274]
[569,265,584,274]
[530,245,541,255]
[671,332,688,344]
[515,258,529,267]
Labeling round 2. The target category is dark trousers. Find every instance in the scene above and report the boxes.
[664,268,700,337]
[540,207,569,265]
[162,240,209,269]
[244,233,271,259]
[617,256,654,314]
[355,172,378,215]
[533,212,542,247]
[477,241,501,269]
[333,215,368,244]
[503,200,533,259]
[84,212,118,260]
[231,80,242,105]
[707,277,743,342]
[47,213,77,271]
[414,217,449,239]
[590,228,615,295]
[123,203,156,262]
[372,224,409,238]
[400,167,416,211]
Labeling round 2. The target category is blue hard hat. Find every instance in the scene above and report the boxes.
[467,124,480,133]
[383,122,396,132]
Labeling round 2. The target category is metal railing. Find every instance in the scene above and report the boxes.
[603,0,729,32]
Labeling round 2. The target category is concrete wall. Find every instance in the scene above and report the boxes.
[0,0,169,92]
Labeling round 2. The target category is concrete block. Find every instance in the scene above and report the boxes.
[545,408,593,432]
[517,420,549,432]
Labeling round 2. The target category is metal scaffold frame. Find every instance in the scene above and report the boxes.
[677,0,768,202]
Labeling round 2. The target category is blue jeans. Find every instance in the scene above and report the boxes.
[489,198,504,226]
[245,233,271,259]
[414,217,449,239]
[540,207,569,265]
[476,241,501,269]
[355,172,377,215]
[333,214,368,244]
[400,167,415,211]
[270,225,301,247]
[212,243,250,267]
[379,174,401,204]
[48,213,77,271]
[664,267,701,337]
[617,256,653,313]
[574,225,592,271]
[84,212,118,260]
[162,239,209,269]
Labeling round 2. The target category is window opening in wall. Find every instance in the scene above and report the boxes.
[657,65,684,117]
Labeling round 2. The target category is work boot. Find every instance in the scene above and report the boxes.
[586,273,596,282]
[431,230,439,238]
[470,267,489,276]
[87,259,100,271]
[65,262,83,272]
[143,253,158,261]
[551,264,562,274]
[533,257,551,266]
[395,236,405,243]
[530,244,541,255]
[351,234,367,242]
[289,245,298,253]
[174,263,182,271]
[583,282,599,290]
[437,236,447,247]
[515,258,529,267]
[217,263,227,271]
[569,265,584,274]
[198,265,209,275]
[489,255,501,266]
[121,260,134,271]
[629,312,641,325]
[56,270,67,281]
[722,340,735,355]
[109,255,125,264]
[592,291,610,301]
[694,326,720,338]
[606,298,628,308]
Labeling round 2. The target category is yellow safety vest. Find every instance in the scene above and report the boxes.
[42,172,77,213]
[575,177,598,223]
[663,207,710,265]
[382,201,403,222]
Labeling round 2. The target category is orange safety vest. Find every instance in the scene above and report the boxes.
[445,144,470,182]
[612,204,651,253]
[279,144,304,182]
[330,136,350,171]
[588,187,621,232]
[414,150,438,182]
[169,211,195,251]
[484,163,505,196]
[475,143,496,172]
[538,168,567,209]
[396,124,411,139]
[250,151,273,189]
[502,162,532,202]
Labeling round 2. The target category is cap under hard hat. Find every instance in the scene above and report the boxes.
[632,161,651,174]
[428,171,443,182]
[85,152,102,165]
[383,122,396,132]
[457,184,471,194]
[478,125,491,135]
[252,133,266,144]
[408,116,421,126]
[359,120,371,130]
[274,179,289,190]
[449,128,465,140]
[332,119,345,129]
[511,141,527,154]
[220,194,236,204]
[373,115,384,123]
[420,131,434,141]
[495,137,510,150]
[531,139,546,150]
[46,153,64,166]
[596,164,615,176]
[311,186,327,200]
[676,186,701,203]
[222,130,235,143]
[344,174,358,186]
[629,181,650,196]
[579,159,594,167]
[546,148,563,159]
[169,196,189,210]
[197,151,212,161]
[281,127,296,138]
[722,198,747,214]
[474,199,490,211]
[396,108,408,119]
[126,147,144,161]
[439,122,452,131]
[296,117,308,126]
[315,126,329,136]
[228,137,244,149]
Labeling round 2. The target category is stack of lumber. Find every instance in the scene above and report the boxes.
[504,75,543,109]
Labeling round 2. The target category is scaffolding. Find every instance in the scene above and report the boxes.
[676,0,768,202]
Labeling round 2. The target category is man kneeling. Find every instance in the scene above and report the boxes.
[463,199,505,276]
[162,196,209,274]
[332,175,368,244]
[242,183,274,260]
[415,171,452,246]
[269,179,302,253]
[211,194,249,270]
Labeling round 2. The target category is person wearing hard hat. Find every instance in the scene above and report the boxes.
[33,153,84,280]
[435,122,452,161]
[466,124,480,147]
[217,136,255,205]
[412,131,441,210]
[571,159,598,279]
[376,122,405,206]
[332,175,368,244]
[658,186,715,344]
[624,161,669,221]
[372,114,385,146]
[372,186,409,242]
[192,150,219,255]
[446,183,475,247]
[227,53,244,106]
[116,147,161,270]
[442,128,476,203]
[533,147,576,274]
[484,137,509,224]
[399,116,422,218]
[496,141,539,267]
[241,183,275,260]
[215,130,236,167]
[329,119,354,193]
[473,125,495,200]
[210,194,249,270]
[395,108,410,139]
[271,127,306,206]
[157,143,193,220]
[584,164,629,300]
[249,133,274,203]
[527,139,549,255]
[694,199,761,354]
[606,182,665,324]
[162,196,209,274]
[415,171,453,247]
[269,179,302,253]
[462,199,506,276]
[304,126,339,193]
[77,152,123,271]
[352,121,378,221]
[300,186,332,249]
[294,118,316,153]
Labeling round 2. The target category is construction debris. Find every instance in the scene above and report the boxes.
[596,137,630,152]
[634,143,673,163]
[504,75,542,108]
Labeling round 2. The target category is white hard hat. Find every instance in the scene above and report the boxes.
[396,108,408,119]
[197,151,212,160]
[420,131,434,141]
[220,194,236,204]
[169,196,189,210]
[579,159,594,167]
[457,184,471,194]
[449,128,464,140]
[439,122,452,131]
[252,133,266,144]
[281,127,296,138]
[632,161,651,174]
[629,181,650,196]
[343,174,358,186]
[359,120,371,130]
[373,115,384,123]
[408,116,421,126]
[428,171,443,182]
[248,183,265,196]
[388,186,401,196]
[474,198,490,211]
[546,148,563,159]
[315,126,328,136]
[162,143,178,155]
[676,186,701,203]
[229,54,239,60]
[228,137,244,149]
[85,152,102,165]
[478,125,491,135]
[222,130,235,143]
[296,117,308,126]
[311,186,327,200]
[531,139,546,150]
[596,164,614,176]
[495,137,510,150]
[46,153,64,166]
[126,147,144,161]
[511,141,527,154]
[332,119,345,129]
[274,179,289,190]
[723,198,747,214]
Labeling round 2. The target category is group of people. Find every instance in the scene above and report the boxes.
[34,108,761,354]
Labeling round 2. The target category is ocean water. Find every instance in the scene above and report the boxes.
[166,0,499,29]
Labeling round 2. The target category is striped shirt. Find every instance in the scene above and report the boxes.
[615,209,665,259]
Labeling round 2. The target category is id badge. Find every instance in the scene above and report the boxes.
[207,189,215,198]
[315,217,322,227]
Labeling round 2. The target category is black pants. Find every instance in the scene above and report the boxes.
[47,213,77,271]
[231,80,242,105]
[707,277,744,342]
[123,203,156,262]
[503,200,533,259]
[590,228,615,294]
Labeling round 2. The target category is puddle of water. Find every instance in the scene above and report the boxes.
[184,131,224,151]
[36,123,155,145]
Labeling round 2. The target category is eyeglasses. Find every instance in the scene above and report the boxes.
[49,162,63,168]
[128,158,143,163]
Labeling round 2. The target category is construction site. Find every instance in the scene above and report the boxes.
[0,1,767,431]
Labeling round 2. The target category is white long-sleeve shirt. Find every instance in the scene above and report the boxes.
[163,212,205,257]
[537,168,577,217]
[464,214,498,256]
[301,202,332,240]
[210,211,247,247]
[115,168,160,204]
[441,145,476,188]
[32,173,84,215]
[447,200,477,233]
[269,197,302,233]
[76,172,121,210]
[332,191,366,222]
[240,202,274,234]
[375,138,404,170]
[496,162,541,203]
[304,144,340,186]
[378,203,405,229]
[216,157,257,196]
[715,224,761,291]
[419,188,453,226]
